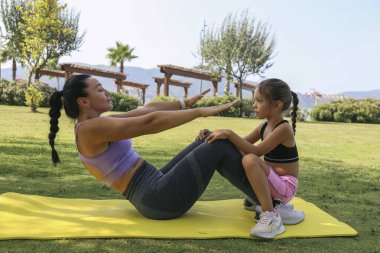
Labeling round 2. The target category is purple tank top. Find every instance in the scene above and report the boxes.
[75,122,140,187]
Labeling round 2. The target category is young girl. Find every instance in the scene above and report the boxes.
[203,78,303,238]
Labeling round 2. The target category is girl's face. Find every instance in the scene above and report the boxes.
[84,77,113,113]
[252,89,276,119]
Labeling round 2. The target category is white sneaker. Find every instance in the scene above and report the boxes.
[244,198,293,211]
[250,211,285,239]
[245,198,304,225]
[272,199,304,225]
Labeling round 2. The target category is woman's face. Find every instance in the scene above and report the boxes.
[84,77,113,113]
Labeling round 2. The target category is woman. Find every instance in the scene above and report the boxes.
[49,74,260,220]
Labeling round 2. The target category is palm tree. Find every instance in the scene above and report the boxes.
[106,42,137,73]
[0,42,18,80]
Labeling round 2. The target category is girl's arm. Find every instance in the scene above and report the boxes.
[108,89,210,118]
[196,122,263,142]
[206,124,293,157]
[78,100,238,146]
[242,122,264,144]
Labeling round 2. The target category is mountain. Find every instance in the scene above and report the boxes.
[1,63,379,109]
[338,90,380,99]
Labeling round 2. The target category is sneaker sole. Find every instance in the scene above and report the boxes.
[250,224,286,239]
[282,215,304,225]
[255,213,305,225]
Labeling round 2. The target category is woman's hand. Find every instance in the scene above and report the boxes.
[205,129,232,143]
[184,89,211,107]
[199,99,239,117]
[196,129,211,140]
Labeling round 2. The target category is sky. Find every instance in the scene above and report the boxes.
[2,0,380,94]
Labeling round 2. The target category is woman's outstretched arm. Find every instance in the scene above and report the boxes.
[78,100,239,146]
[108,89,210,118]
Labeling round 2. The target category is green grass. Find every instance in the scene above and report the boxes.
[0,105,379,253]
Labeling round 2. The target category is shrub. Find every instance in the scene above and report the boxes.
[192,95,237,117]
[25,85,43,112]
[0,79,56,107]
[310,98,380,123]
[284,108,311,121]
[110,92,140,112]
[33,81,57,107]
[150,95,255,118]
[240,98,255,118]
[0,79,26,106]
[193,95,255,118]
[149,96,178,102]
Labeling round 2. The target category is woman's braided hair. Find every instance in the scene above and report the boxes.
[48,75,91,165]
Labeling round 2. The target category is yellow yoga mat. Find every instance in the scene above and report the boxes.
[0,192,357,240]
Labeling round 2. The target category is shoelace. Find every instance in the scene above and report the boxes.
[258,213,276,225]
[275,202,293,211]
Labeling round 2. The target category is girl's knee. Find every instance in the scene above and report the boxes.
[242,154,260,170]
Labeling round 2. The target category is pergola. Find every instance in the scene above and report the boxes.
[119,80,149,104]
[60,64,126,86]
[153,77,191,98]
[37,64,152,103]
[234,81,257,99]
[158,64,222,96]
[36,68,66,79]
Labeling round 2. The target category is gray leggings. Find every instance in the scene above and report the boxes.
[123,138,258,220]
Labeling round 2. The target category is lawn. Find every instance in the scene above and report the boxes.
[0,105,379,253]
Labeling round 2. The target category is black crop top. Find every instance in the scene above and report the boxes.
[260,120,299,163]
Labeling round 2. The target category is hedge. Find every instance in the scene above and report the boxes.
[0,79,56,107]
[310,98,380,123]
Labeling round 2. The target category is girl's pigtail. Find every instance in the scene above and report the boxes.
[290,91,299,135]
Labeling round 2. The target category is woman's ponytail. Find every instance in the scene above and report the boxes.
[48,91,63,166]
[290,91,299,135]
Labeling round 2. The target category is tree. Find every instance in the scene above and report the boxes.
[25,84,43,112]
[200,10,276,116]
[45,57,62,90]
[106,41,137,73]
[0,41,24,80]
[18,0,84,85]
[0,0,29,80]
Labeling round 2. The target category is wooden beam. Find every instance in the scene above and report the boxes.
[164,73,172,96]
[118,80,149,105]
[159,65,221,82]
[61,64,126,80]
[120,80,149,89]
[234,82,257,98]
[142,89,146,105]
[156,83,162,96]
[153,77,191,88]
[212,81,218,96]
[37,69,66,79]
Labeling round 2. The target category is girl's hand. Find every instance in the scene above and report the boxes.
[185,89,211,107]
[199,99,239,117]
[205,129,232,143]
[196,129,211,140]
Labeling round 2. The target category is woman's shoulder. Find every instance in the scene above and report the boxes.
[78,116,115,127]
[76,116,116,136]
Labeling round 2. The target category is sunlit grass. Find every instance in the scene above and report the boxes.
[0,105,379,253]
